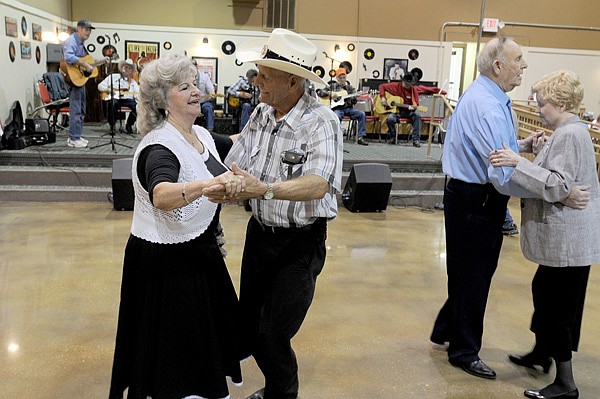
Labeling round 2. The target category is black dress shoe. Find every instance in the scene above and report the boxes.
[244,388,265,399]
[509,353,552,373]
[455,359,496,379]
[412,141,421,148]
[524,388,579,399]
[357,137,369,146]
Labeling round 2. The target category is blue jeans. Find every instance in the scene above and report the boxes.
[68,85,86,140]
[503,208,514,227]
[334,107,367,138]
[385,110,422,142]
[240,102,254,132]
[201,101,214,130]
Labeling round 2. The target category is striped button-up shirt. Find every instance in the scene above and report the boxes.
[225,93,343,227]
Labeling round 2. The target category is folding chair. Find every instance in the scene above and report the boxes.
[30,80,70,132]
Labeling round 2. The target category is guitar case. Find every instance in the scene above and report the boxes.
[1,101,32,150]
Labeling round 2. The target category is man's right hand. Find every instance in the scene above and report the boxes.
[562,185,591,209]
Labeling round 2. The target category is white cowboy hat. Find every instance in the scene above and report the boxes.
[118,58,135,72]
[236,28,326,85]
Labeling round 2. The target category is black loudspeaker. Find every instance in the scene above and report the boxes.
[112,158,134,211]
[342,163,392,212]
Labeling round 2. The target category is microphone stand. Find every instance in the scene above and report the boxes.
[323,51,342,107]
[91,35,131,152]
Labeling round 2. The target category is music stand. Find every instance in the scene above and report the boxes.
[91,35,131,152]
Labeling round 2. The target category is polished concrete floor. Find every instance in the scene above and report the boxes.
[1,199,599,399]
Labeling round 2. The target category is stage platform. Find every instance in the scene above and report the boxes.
[0,124,445,206]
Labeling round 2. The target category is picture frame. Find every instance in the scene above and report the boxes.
[125,40,159,71]
[5,17,18,37]
[20,41,31,59]
[383,58,408,81]
[32,23,42,41]
[192,56,218,86]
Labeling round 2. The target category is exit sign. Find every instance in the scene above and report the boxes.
[482,18,499,32]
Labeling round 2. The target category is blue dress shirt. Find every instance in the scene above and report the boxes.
[442,75,531,197]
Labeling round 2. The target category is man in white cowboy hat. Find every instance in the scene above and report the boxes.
[203,28,343,399]
[97,58,139,134]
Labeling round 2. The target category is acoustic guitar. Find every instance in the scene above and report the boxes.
[319,90,367,109]
[100,90,137,100]
[201,93,225,101]
[228,91,249,108]
[60,55,108,87]
[373,93,428,115]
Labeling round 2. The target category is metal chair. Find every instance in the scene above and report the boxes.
[32,81,69,132]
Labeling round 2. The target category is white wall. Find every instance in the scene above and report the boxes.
[2,0,600,125]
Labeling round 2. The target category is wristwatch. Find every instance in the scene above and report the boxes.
[263,183,275,200]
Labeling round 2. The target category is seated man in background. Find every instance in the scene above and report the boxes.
[227,69,259,132]
[193,60,216,131]
[97,58,139,134]
[378,73,444,147]
[317,67,368,146]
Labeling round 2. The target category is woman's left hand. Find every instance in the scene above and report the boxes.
[489,143,520,167]
[216,171,246,198]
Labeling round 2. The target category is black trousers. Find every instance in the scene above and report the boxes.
[431,178,509,364]
[531,265,590,361]
[239,217,327,399]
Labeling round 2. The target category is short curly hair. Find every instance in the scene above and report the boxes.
[136,54,197,135]
[531,69,584,113]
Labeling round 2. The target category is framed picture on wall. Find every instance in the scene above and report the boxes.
[125,40,159,71]
[5,17,18,37]
[383,58,408,81]
[192,56,218,85]
[20,41,31,59]
[32,23,42,41]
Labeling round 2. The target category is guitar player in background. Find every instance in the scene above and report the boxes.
[192,61,217,132]
[62,19,109,148]
[97,58,139,134]
[227,69,259,132]
[317,67,368,146]
[379,73,444,147]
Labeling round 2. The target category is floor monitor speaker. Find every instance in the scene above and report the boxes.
[112,158,134,211]
[343,163,392,212]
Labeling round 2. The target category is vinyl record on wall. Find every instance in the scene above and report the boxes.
[97,35,105,44]
[328,69,337,78]
[163,41,172,50]
[339,61,353,74]
[222,41,236,55]
[411,67,423,81]
[312,65,325,78]
[408,48,419,60]
[87,43,96,53]
[347,43,355,52]
[35,46,41,64]
[9,41,15,63]
[372,70,380,78]
[364,48,375,60]
[235,59,243,67]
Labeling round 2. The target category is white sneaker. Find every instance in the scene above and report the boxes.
[67,138,88,148]
[79,137,89,145]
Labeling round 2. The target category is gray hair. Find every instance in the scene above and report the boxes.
[136,54,197,135]
[477,37,515,75]
[532,69,584,113]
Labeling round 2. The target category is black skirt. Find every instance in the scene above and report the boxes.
[109,219,242,399]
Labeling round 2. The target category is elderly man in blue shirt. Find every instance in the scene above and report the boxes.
[430,37,589,380]
[62,20,108,147]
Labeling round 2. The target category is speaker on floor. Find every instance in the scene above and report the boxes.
[342,163,392,212]
[112,158,134,211]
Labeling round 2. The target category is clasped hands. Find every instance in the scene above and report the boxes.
[203,163,263,203]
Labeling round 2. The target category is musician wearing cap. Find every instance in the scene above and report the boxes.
[378,73,444,147]
[203,28,343,399]
[62,19,109,148]
[97,58,139,134]
[317,67,369,146]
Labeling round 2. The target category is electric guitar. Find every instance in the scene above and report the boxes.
[200,93,225,101]
[100,90,137,100]
[319,90,367,109]
[60,55,108,87]
[228,91,250,108]
[373,93,428,114]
